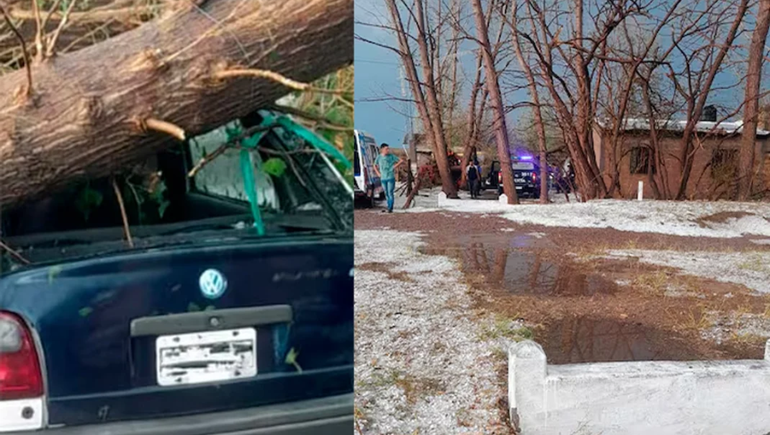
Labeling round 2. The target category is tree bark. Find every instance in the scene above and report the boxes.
[737,0,770,200]
[0,0,352,208]
[511,1,548,203]
[675,0,748,199]
[471,0,518,204]
[385,0,457,198]
[413,0,458,198]
[459,52,484,188]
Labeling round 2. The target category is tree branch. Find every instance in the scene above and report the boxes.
[0,2,32,96]
[0,238,30,264]
[271,104,353,131]
[213,68,349,95]
[112,178,134,248]
[143,118,186,141]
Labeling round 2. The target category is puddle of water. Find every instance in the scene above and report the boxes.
[538,316,701,363]
[421,242,616,297]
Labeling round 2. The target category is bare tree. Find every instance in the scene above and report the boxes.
[458,51,485,188]
[506,0,752,201]
[737,0,770,200]
[514,0,634,200]
[471,0,518,204]
[509,0,547,203]
[672,0,749,199]
[383,0,458,198]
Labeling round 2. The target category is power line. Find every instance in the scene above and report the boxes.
[356,58,400,66]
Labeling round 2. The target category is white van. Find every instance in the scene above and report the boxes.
[354,130,383,206]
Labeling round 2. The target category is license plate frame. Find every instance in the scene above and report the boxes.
[155,327,257,387]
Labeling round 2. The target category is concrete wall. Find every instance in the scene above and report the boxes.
[509,340,770,435]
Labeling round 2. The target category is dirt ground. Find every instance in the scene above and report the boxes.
[355,206,770,434]
[356,209,770,363]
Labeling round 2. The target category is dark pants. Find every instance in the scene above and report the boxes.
[382,178,395,211]
[467,179,479,198]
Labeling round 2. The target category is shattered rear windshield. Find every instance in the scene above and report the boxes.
[0,111,351,271]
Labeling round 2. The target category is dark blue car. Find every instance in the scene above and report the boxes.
[0,110,353,434]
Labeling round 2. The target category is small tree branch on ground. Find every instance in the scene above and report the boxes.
[112,177,134,248]
[0,239,30,264]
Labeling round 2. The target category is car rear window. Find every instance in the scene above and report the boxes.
[0,111,351,271]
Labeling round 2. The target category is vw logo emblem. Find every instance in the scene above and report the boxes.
[199,269,227,299]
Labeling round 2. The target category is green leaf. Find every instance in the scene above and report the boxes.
[158,200,170,219]
[262,158,287,177]
[149,180,167,202]
[325,107,350,126]
[225,125,243,142]
[75,186,103,221]
[285,347,302,373]
[48,266,62,284]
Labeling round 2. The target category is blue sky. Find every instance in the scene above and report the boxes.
[353,0,499,149]
[354,0,409,148]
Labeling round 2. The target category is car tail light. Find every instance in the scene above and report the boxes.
[0,312,43,400]
[532,172,537,182]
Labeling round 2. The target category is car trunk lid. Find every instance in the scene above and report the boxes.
[0,235,353,427]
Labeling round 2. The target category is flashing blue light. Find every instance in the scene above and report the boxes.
[518,155,533,160]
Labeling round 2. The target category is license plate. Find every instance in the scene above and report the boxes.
[514,179,525,183]
[156,328,257,387]
[516,186,523,190]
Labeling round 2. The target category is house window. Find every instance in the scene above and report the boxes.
[630,146,655,174]
[710,149,738,179]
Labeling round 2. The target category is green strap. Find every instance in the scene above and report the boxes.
[240,130,268,236]
[221,112,350,236]
[262,114,352,169]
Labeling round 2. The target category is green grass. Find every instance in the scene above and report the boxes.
[479,315,535,342]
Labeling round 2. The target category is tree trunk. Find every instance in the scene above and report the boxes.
[385,0,457,198]
[0,0,352,208]
[675,0,748,199]
[459,53,484,188]
[511,2,548,203]
[471,0,518,204]
[737,0,770,200]
[413,0,458,198]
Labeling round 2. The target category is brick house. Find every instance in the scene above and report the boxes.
[592,117,770,199]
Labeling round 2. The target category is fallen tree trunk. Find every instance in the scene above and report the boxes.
[0,0,352,208]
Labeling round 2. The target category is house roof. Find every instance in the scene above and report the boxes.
[596,118,770,138]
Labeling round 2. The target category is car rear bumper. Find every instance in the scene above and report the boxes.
[6,394,352,435]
